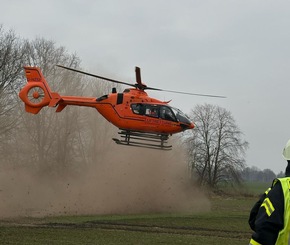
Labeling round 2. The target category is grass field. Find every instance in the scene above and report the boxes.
[0,183,270,245]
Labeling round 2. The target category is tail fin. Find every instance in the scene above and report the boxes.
[19,67,60,114]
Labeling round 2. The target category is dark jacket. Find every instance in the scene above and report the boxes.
[249,180,284,245]
[249,162,290,245]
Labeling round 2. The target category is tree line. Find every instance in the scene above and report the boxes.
[241,166,282,183]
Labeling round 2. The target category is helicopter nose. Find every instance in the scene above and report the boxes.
[180,122,195,131]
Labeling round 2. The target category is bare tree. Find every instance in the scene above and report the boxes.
[13,38,83,175]
[185,104,248,188]
[0,25,25,135]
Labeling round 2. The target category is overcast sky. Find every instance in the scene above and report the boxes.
[2,0,290,173]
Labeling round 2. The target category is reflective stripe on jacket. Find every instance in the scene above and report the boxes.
[249,238,262,245]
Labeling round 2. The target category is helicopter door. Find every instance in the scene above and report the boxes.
[131,104,159,117]
[131,103,146,115]
[144,105,159,118]
[131,104,160,130]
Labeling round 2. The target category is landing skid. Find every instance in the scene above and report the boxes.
[112,130,172,150]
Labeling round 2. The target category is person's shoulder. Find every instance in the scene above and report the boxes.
[274,177,290,186]
[268,179,283,198]
[271,178,282,189]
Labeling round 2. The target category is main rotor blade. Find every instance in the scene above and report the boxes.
[57,65,226,98]
[145,87,226,98]
[56,65,136,87]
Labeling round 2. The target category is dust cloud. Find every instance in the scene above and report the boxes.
[0,145,210,218]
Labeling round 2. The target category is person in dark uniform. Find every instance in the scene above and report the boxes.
[248,139,290,245]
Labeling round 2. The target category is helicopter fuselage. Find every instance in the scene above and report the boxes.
[55,88,194,134]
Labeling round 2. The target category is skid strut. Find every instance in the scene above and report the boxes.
[112,130,172,150]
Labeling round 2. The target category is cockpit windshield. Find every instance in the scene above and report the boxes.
[171,107,191,124]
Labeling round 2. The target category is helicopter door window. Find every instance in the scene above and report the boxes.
[160,106,177,121]
[145,105,159,118]
[131,104,159,118]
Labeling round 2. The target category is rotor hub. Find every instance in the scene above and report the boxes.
[27,86,46,104]
[33,91,40,99]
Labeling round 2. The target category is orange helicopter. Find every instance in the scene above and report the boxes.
[19,65,225,150]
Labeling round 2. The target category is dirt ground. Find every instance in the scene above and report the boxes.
[0,145,210,218]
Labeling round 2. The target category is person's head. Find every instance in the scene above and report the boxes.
[282,139,290,176]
